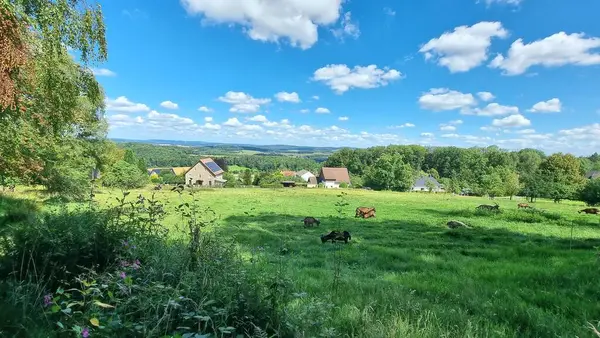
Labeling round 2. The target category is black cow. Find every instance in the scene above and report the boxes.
[320,231,351,244]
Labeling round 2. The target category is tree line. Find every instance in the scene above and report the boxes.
[323,145,600,204]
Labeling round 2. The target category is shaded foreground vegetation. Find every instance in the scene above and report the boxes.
[2,188,600,337]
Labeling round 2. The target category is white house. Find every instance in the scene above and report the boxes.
[296,170,315,182]
[184,158,226,187]
[411,175,444,192]
[319,167,351,189]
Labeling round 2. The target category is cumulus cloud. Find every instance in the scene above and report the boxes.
[491,114,531,127]
[160,101,179,110]
[105,96,151,113]
[462,103,519,116]
[516,129,536,134]
[107,114,145,128]
[390,123,415,129]
[300,109,310,113]
[91,68,117,77]
[315,107,331,114]
[247,115,268,122]
[223,117,243,127]
[441,133,460,138]
[481,0,522,6]
[421,132,435,138]
[449,119,463,125]
[490,32,600,75]
[218,91,271,113]
[198,106,213,112]
[313,64,402,94]
[180,0,344,49]
[558,123,600,141]
[275,91,301,103]
[418,88,477,111]
[477,91,495,101]
[419,21,508,72]
[528,98,562,113]
[312,95,320,100]
[338,116,349,121]
[204,116,213,122]
[440,125,456,131]
[203,122,221,130]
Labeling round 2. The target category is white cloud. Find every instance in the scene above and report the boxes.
[440,125,457,131]
[480,126,500,132]
[160,101,179,110]
[421,132,434,138]
[490,32,600,75]
[331,12,360,40]
[300,109,310,113]
[441,133,460,138]
[198,106,213,112]
[390,123,415,129]
[223,117,243,127]
[105,96,151,113]
[107,114,145,128]
[558,123,600,141]
[492,114,531,127]
[145,110,197,131]
[313,64,402,94]
[384,7,396,16]
[248,115,268,122]
[463,103,520,116]
[91,68,117,77]
[516,128,536,134]
[315,107,331,114]
[312,96,320,100]
[528,98,562,113]
[418,88,477,111]
[180,0,343,49]
[477,92,495,101]
[275,91,301,103]
[204,116,213,122]
[218,91,271,113]
[449,119,463,125]
[419,21,508,72]
[482,0,522,6]
[203,123,221,130]
[338,116,349,121]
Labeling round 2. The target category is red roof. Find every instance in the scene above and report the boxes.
[320,167,351,183]
[281,170,296,177]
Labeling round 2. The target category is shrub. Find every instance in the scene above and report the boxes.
[149,173,162,184]
[102,160,148,189]
[579,178,600,206]
[339,182,349,188]
[160,171,185,185]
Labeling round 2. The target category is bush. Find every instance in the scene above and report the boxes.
[149,173,163,184]
[160,171,185,185]
[339,182,349,188]
[579,178,600,206]
[102,160,148,189]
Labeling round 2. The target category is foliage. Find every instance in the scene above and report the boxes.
[242,169,253,186]
[255,172,285,188]
[159,171,185,185]
[424,178,436,192]
[579,178,600,206]
[102,160,148,189]
[149,173,162,184]
[223,172,240,188]
[364,153,415,191]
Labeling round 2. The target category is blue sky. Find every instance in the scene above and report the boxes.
[93,0,600,154]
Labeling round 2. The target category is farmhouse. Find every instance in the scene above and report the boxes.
[281,170,296,177]
[307,176,318,188]
[319,167,351,189]
[586,170,600,180]
[412,175,444,192]
[296,170,316,182]
[184,158,226,187]
[171,167,191,176]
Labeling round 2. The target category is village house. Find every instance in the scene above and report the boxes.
[411,175,444,192]
[184,158,226,187]
[307,176,318,188]
[295,170,316,182]
[319,167,351,188]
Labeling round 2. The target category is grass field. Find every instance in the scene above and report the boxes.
[5,187,600,337]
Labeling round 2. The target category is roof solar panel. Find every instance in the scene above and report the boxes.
[204,160,223,174]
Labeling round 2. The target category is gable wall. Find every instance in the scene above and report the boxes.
[185,162,216,186]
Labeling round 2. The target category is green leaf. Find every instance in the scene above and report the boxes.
[90,318,100,327]
[50,305,61,313]
[56,321,64,329]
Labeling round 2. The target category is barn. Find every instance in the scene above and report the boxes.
[184,158,226,187]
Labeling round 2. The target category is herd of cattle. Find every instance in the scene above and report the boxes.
[304,204,599,244]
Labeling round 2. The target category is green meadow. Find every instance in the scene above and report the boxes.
[8,187,600,337]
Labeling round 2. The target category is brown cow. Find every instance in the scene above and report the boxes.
[579,208,600,215]
[517,203,530,209]
[303,216,320,227]
[355,207,376,218]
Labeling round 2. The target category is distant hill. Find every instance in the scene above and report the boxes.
[111,138,343,154]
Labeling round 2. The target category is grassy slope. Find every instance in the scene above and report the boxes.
[8,187,600,337]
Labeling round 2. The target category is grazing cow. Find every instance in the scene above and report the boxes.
[477,203,500,212]
[447,220,470,229]
[303,216,320,227]
[320,231,351,244]
[517,203,530,209]
[355,207,376,218]
[579,208,600,215]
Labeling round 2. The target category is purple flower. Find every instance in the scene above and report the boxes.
[43,294,52,307]
[131,259,141,270]
[119,271,126,279]
[82,327,90,338]
[120,260,129,267]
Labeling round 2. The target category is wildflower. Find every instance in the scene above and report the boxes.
[120,260,129,267]
[131,259,141,270]
[82,327,90,338]
[43,294,52,307]
[119,272,126,279]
